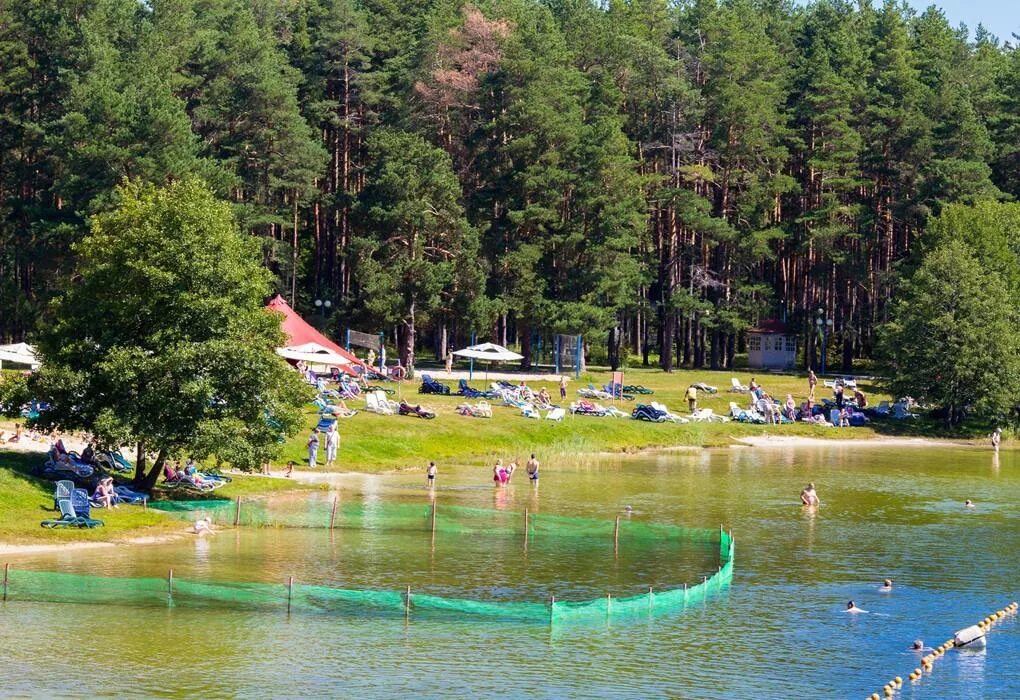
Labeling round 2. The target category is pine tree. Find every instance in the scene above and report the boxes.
[353,129,480,370]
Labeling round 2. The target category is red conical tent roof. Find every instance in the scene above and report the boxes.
[266,295,365,370]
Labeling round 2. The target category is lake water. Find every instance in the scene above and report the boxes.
[1,444,1017,698]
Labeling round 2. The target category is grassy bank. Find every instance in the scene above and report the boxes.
[275,367,950,472]
[0,449,317,545]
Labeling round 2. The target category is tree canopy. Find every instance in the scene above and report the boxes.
[1,0,1018,376]
[879,239,1019,426]
[24,178,310,486]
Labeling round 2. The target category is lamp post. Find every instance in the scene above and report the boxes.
[314,298,332,319]
[815,308,834,375]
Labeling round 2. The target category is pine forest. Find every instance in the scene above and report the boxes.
[2,0,1019,373]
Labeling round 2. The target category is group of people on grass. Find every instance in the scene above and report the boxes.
[737,372,869,426]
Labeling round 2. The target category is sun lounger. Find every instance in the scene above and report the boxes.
[41,497,105,528]
[366,390,396,415]
[689,408,728,423]
[398,400,436,419]
[418,374,451,395]
[53,480,75,510]
[456,401,492,418]
[545,408,565,421]
[521,405,540,419]
[892,402,917,419]
[632,404,667,422]
[728,378,749,392]
[650,402,689,423]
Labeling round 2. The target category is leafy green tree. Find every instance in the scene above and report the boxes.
[879,240,1019,426]
[27,178,310,487]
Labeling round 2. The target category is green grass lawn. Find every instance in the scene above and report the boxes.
[0,448,318,545]
[277,366,930,472]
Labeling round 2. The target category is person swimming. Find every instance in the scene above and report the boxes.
[845,600,867,613]
[880,578,893,591]
[912,639,925,651]
[965,499,975,508]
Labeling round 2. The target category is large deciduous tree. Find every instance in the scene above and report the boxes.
[27,178,310,488]
[878,239,1019,426]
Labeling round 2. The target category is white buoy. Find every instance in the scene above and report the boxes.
[954,624,986,649]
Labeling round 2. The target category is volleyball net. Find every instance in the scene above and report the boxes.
[3,501,733,624]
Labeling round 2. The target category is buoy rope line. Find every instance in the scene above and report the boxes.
[867,601,1018,699]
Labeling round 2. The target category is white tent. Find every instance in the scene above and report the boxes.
[452,342,523,379]
[0,342,40,369]
[276,342,352,367]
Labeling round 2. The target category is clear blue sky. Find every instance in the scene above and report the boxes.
[906,0,1019,39]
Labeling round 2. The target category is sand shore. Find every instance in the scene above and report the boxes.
[734,435,978,449]
[0,533,188,557]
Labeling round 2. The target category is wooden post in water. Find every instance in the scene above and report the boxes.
[549,595,556,626]
[607,593,612,618]
[405,585,411,618]
[613,516,620,555]
[233,496,241,526]
[3,563,9,602]
[431,500,437,536]
[168,568,174,598]
[523,508,529,550]
[329,496,338,529]
[287,576,294,614]
[648,585,653,611]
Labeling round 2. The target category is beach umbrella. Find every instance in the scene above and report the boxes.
[276,342,353,368]
[0,342,40,370]
[452,342,523,380]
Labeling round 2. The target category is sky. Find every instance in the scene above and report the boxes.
[903,0,1019,39]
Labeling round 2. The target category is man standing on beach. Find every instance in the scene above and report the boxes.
[559,375,567,400]
[808,369,817,399]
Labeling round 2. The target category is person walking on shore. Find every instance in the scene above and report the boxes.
[684,384,698,413]
[808,369,817,400]
[307,428,320,468]
[559,375,567,400]
[427,461,437,487]
[325,424,339,467]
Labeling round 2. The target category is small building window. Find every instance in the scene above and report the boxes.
[748,335,761,352]
[785,336,796,352]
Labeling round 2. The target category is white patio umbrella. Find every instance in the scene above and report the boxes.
[452,342,523,380]
[276,342,352,368]
[0,342,40,370]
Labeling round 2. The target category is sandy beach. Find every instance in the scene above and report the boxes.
[734,435,977,449]
[0,533,186,557]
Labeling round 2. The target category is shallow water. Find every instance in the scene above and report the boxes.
[1,445,1018,698]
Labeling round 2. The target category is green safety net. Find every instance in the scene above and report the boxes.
[9,502,734,624]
